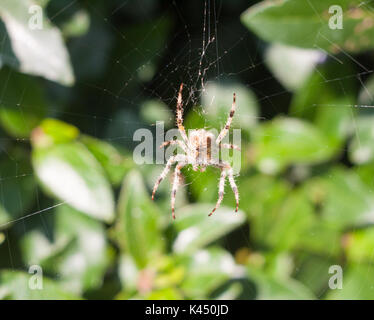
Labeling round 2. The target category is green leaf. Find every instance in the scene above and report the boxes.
[52,205,110,292]
[0,20,18,69]
[20,205,111,293]
[140,99,173,127]
[326,264,374,300]
[145,288,183,300]
[344,227,374,263]
[348,116,374,164]
[180,247,243,298]
[0,270,80,299]
[0,0,74,85]
[265,44,325,91]
[172,204,246,254]
[251,117,332,174]
[184,166,222,204]
[255,190,316,251]
[118,254,139,292]
[0,147,36,228]
[241,0,374,53]
[0,68,46,137]
[20,228,71,268]
[115,170,164,268]
[32,142,115,222]
[61,9,90,38]
[356,161,374,187]
[80,135,134,186]
[31,118,80,148]
[294,222,342,256]
[184,108,206,130]
[247,266,315,300]
[265,252,294,279]
[211,281,244,300]
[358,74,374,107]
[319,168,374,229]
[232,174,290,219]
[294,254,337,297]
[290,61,355,153]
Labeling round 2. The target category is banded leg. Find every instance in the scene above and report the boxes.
[171,163,185,219]
[208,169,227,216]
[227,167,239,212]
[216,93,236,145]
[152,156,177,200]
[176,83,189,146]
[160,140,187,153]
[221,143,241,151]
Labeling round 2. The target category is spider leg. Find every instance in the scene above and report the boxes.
[227,167,239,212]
[152,155,177,200]
[176,83,190,147]
[220,143,241,151]
[160,140,187,153]
[216,93,236,145]
[208,168,227,216]
[171,162,185,219]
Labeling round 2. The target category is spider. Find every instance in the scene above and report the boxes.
[151,83,240,219]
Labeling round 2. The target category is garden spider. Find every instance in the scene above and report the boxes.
[152,83,240,219]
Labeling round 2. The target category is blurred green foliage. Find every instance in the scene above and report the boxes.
[1,0,374,300]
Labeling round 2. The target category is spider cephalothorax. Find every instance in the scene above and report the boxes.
[152,83,240,219]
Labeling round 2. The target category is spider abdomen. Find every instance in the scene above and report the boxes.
[188,129,217,169]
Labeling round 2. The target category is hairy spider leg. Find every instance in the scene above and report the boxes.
[176,83,190,147]
[209,168,227,216]
[227,167,239,212]
[152,155,186,200]
[208,162,239,216]
[171,163,185,219]
[221,143,240,151]
[216,93,236,145]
